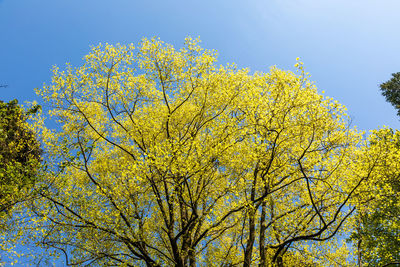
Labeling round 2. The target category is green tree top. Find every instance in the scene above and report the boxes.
[380,72,400,117]
[0,99,41,214]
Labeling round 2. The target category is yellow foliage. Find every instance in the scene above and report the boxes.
[25,37,377,266]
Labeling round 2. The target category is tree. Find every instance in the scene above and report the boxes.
[349,73,400,266]
[29,38,375,266]
[380,72,400,117]
[351,128,400,267]
[0,99,41,216]
[0,99,42,264]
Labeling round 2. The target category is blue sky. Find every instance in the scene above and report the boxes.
[1,0,400,264]
[1,0,400,131]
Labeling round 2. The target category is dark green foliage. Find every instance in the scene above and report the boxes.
[380,72,400,117]
[354,129,400,266]
[0,99,41,214]
[359,181,400,265]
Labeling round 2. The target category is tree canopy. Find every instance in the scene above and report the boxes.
[0,99,41,216]
[351,80,400,266]
[345,72,400,267]
[20,38,383,266]
[380,72,400,117]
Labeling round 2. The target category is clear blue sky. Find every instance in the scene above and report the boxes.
[1,0,400,264]
[1,0,400,131]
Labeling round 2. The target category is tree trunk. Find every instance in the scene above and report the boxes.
[276,254,284,267]
[243,208,256,267]
[259,201,267,267]
[243,168,258,267]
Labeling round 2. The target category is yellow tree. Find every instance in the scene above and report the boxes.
[30,38,374,266]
